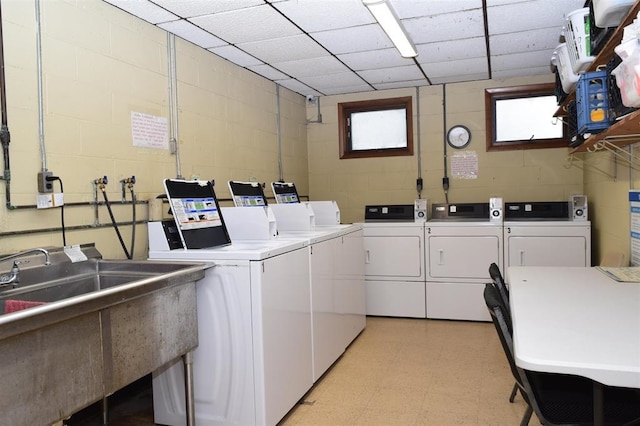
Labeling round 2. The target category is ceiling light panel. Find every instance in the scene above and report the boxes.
[150,0,264,18]
[272,0,375,32]
[311,25,394,55]
[238,34,329,64]
[404,10,485,44]
[208,45,264,67]
[103,0,178,24]
[416,37,487,63]
[338,48,414,71]
[190,5,301,44]
[158,20,227,49]
[487,0,584,34]
[271,56,352,79]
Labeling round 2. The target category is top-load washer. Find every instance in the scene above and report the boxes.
[425,202,504,321]
[149,179,314,426]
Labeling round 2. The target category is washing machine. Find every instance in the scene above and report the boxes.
[362,204,426,318]
[265,201,365,382]
[425,202,503,322]
[148,179,313,426]
[503,201,591,273]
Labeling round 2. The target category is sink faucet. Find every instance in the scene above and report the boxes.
[0,248,51,288]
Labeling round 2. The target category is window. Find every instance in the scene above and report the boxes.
[338,97,413,159]
[485,83,566,151]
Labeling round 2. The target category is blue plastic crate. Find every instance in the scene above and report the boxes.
[576,70,612,134]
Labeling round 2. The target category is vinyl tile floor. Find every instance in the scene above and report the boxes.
[65,317,541,426]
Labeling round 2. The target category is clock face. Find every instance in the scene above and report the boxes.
[447,125,471,149]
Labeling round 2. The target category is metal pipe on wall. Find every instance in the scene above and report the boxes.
[35,0,47,173]
[0,0,13,209]
[167,33,183,179]
[276,84,283,182]
[415,86,422,198]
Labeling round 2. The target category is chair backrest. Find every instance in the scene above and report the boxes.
[489,262,510,315]
[483,283,527,402]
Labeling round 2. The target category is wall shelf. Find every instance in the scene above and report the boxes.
[556,1,640,154]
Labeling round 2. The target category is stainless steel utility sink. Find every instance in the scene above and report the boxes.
[0,244,209,426]
[0,258,199,312]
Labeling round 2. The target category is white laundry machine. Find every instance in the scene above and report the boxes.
[503,201,591,272]
[425,203,503,322]
[362,205,426,318]
[148,179,313,426]
[268,202,365,381]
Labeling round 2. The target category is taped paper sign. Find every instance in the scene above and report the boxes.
[451,150,478,179]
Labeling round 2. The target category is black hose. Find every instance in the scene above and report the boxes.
[101,188,131,259]
[0,0,13,209]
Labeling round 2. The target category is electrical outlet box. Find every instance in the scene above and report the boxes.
[38,171,53,193]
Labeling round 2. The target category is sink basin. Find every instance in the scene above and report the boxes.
[0,245,209,426]
[0,255,209,314]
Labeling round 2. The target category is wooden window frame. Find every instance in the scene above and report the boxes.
[485,83,566,152]
[338,96,414,159]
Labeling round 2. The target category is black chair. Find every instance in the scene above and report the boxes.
[488,262,519,403]
[489,262,510,315]
[484,283,640,426]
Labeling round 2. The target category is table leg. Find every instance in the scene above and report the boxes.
[183,351,196,426]
[593,381,604,426]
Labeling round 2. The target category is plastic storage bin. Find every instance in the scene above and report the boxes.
[565,8,595,74]
[593,0,635,28]
[576,70,612,134]
[553,43,580,94]
[611,38,640,107]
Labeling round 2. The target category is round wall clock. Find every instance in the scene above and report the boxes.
[447,125,471,149]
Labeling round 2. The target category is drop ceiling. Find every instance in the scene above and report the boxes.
[102,0,586,97]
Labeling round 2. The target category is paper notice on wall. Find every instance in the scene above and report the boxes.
[629,190,640,266]
[131,111,169,149]
[450,150,478,179]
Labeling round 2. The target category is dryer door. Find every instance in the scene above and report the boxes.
[428,235,500,280]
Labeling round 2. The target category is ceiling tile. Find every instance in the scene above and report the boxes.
[298,72,370,92]
[487,0,585,34]
[416,37,487,63]
[492,65,550,79]
[404,10,485,44]
[311,25,394,55]
[272,0,374,32]
[103,0,178,24]
[158,20,227,49]
[150,0,264,18]
[247,64,291,80]
[208,45,263,67]
[358,65,425,85]
[490,28,562,55]
[271,56,352,79]
[190,4,301,44]
[392,0,482,18]
[273,78,321,96]
[238,34,329,63]
[430,72,489,84]
[338,48,414,71]
[422,57,488,79]
[320,84,374,95]
[373,79,427,90]
[492,50,555,71]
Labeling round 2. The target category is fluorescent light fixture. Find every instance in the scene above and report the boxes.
[363,0,417,58]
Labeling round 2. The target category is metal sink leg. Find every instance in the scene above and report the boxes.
[184,351,195,426]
